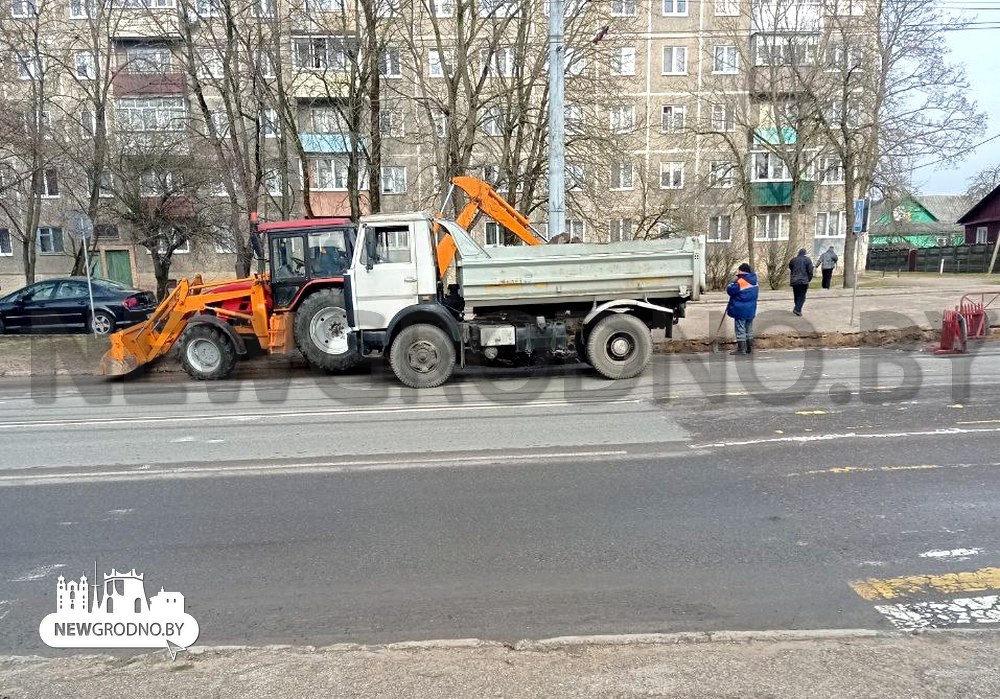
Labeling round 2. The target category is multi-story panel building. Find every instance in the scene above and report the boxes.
[0,0,869,291]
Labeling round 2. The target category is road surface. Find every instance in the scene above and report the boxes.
[1,346,999,653]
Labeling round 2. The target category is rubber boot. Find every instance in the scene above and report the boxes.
[746,338,753,355]
[730,340,747,356]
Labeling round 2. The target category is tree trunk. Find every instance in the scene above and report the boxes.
[842,174,858,288]
[365,5,382,215]
[151,252,172,301]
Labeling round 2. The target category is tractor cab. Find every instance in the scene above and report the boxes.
[260,218,355,309]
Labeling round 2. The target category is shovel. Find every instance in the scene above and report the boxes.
[709,308,728,353]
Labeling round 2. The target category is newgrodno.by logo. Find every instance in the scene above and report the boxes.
[38,567,199,659]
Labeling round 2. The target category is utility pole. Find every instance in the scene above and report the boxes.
[547,0,565,241]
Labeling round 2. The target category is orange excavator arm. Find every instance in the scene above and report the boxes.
[435,176,547,277]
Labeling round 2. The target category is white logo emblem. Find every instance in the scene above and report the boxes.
[38,567,200,659]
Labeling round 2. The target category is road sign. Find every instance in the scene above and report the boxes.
[67,211,99,337]
[853,198,870,235]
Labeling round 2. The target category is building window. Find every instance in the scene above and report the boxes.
[381,166,406,194]
[116,97,185,132]
[709,161,736,188]
[482,163,501,186]
[708,215,732,242]
[94,169,114,198]
[125,46,172,75]
[94,223,120,240]
[433,111,447,137]
[754,34,816,67]
[482,106,503,136]
[565,103,583,133]
[262,108,279,138]
[258,53,276,79]
[481,47,515,78]
[815,211,846,238]
[37,226,64,254]
[140,170,176,197]
[197,49,224,79]
[610,162,634,190]
[610,104,636,133]
[375,0,400,16]
[567,163,585,191]
[715,0,737,16]
[819,156,844,184]
[662,0,686,15]
[661,104,686,132]
[662,46,687,75]
[610,218,633,242]
[428,49,454,78]
[264,169,283,196]
[70,0,94,17]
[975,226,988,244]
[565,48,585,77]
[754,213,790,241]
[310,157,348,190]
[380,109,404,137]
[485,222,514,247]
[479,0,519,17]
[566,219,586,241]
[11,0,36,18]
[713,45,739,74]
[430,0,454,16]
[36,169,59,198]
[379,47,402,78]
[752,152,790,181]
[292,36,354,71]
[17,52,44,80]
[0,229,12,256]
[660,162,684,189]
[827,42,861,71]
[611,47,636,76]
[611,0,635,16]
[711,104,735,132]
[74,52,96,80]
[80,111,98,139]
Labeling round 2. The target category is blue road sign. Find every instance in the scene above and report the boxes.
[853,198,869,235]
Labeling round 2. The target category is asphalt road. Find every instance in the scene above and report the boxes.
[1,346,999,653]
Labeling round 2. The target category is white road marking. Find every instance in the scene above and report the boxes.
[874,595,1000,630]
[0,449,633,486]
[171,436,196,443]
[10,564,65,582]
[692,426,1000,449]
[0,398,643,430]
[102,508,134,521]
[0,600,9,624]
[919,548,983,561]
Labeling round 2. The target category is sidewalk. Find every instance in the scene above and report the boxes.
[2,631,998,698]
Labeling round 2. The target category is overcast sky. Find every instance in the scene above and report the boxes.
[914,16,1000,195]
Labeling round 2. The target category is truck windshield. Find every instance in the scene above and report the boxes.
[308,230,351,278]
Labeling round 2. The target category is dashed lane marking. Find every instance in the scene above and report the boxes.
[919,548,984,561]
[691,426,1000,450]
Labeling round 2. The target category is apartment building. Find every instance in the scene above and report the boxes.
[0,0,867,292]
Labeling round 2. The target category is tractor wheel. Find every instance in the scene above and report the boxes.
[180,325,237,380]
[389,323,456,389]
[294,289,361,372]
[585,313,652,380]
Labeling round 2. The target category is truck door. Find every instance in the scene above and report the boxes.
[352,223,418,330]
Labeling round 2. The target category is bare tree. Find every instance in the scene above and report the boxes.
[966,162,1000,203]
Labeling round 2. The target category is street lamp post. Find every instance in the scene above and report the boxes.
[547,0,566,241]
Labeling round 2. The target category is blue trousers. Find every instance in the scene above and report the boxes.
[734,318,754,341]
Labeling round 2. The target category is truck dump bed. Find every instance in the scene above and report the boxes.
[454,234,705,307]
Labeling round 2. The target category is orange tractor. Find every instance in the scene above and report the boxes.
[101,177,547,379]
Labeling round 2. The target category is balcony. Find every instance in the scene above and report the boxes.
[751,181,815,207]
[300,133,355,154]
[113,72,185,96]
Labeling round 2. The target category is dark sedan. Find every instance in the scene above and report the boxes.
[0,278,156,336]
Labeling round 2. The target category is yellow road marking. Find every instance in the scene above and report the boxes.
[789,464,940,477]
[851,567,1000,601]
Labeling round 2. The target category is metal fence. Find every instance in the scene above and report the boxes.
[867,244,997,274]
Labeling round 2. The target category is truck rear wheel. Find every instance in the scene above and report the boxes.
[585,313,652,380]
[180,325,237,380]
[389,323,456,389]
[294,289,361,372]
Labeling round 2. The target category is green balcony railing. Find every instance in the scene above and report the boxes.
[751,181,815,207]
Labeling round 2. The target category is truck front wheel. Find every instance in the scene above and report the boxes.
[180,325,237,380]
[389,324,456,389]
[585,313,652,380]
[294,289,361,372]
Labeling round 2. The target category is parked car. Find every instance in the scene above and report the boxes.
[0,277,156,336]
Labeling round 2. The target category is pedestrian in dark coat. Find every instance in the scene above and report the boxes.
[726,263,759,355]
[788,248,814,316]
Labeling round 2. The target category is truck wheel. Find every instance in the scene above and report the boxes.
[180,325,237,380]
[389,323,456,389]
[585,313,652,380]
[294,289,361,372]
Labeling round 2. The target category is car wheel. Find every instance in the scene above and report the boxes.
[389,323,456,389]
[585,313,652,380]
[90,310,116,337]
[180,325,237,380]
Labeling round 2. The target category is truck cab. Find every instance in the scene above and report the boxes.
[261,218,355,309]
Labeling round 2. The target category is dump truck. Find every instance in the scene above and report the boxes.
[102,180,705,388]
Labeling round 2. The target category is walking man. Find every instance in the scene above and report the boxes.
[726,263,759,356]
[788,248,814,316]
[818,246,838,289]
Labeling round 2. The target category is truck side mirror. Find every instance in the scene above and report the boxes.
[364,231,378,271]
